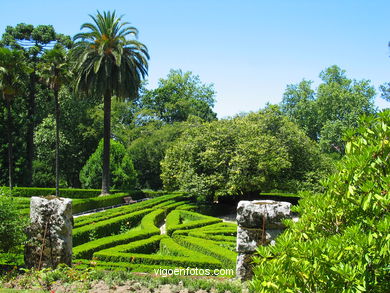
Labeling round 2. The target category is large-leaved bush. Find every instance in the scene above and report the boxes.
[251,110,390,292]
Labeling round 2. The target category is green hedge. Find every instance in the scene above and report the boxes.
[74,193,182,228]
[95,235,222,269]
[11,187,108,198]
[73,259,173,273]
[73,230,156,260]
[74,208,169,259]
[72,193,129,214]
[166,210,222,236]
[173,235,236,268]
[73,209,152,246]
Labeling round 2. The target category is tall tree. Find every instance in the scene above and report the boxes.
[72,11,149,194]
[38,48,70,196]
[139,69,217,123]
[280,65,376,154]
[1,23,72,186]
[0,48,29,189]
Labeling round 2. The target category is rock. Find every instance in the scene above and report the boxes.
[236,226,285,252]
[25,196,73,269]
[236,226,262,253]
[236,200,292,228]
[236,253,254,280]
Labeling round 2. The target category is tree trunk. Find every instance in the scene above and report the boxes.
[101,91,111,195]
[25,71,36,186]
[5,97,13,190]
[54,89,60,197]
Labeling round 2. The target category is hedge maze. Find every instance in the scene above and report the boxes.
[5,190,237,275]
[72,193,237,275]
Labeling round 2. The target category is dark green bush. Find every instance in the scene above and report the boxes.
[80,139,137,190]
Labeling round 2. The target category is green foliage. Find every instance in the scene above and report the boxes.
[251,110,390,292]
[128,122,187,189]
[73,209,151,246]
[72,192,129,214]
[173,235,236,268]
[11,187,111,198]
[32,115,70,187]
[166,210,222,236]
[162,106,331,202]
[80,139,137,190]
[281,65,376,154]
[0,187,27,253]
[94,235,223,269]
[74,193,182,228]
[138,69,217,123]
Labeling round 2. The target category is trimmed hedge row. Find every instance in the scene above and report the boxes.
[73,229,159,259]
[95,235,222,269]
[73,209,152,246]
[173,235,237,268]
[73,205,182,259]
[187,231,237,243]
[11,187,120,198]
[166,210,222,236]
[72,193,128,214]
[73,259,173,273]
[175,203,197,211]
[74,193,183,228]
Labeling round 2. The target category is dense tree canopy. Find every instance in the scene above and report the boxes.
[138,69,217,124]
[161,106,332,202]
[80,139,137,190]
[281,65,376,154]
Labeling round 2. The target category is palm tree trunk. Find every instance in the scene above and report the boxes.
[54,89,60,197]
[5,97,13,190]
[101,91,111,195]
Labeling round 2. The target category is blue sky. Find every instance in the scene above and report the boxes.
[1,0,389,117]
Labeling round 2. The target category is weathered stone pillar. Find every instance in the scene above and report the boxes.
[25,196,73,269]
[236,200,292,280]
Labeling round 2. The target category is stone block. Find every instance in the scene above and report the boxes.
[25,196,73,269]
[236,200,292,228]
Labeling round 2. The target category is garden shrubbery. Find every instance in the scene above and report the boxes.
[0,188,27,253]
[80,139,137,190]
[251,110,390,292]
[161,106,333,202]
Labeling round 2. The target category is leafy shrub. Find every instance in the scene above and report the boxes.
[161,106,333,202]
[251,110,390,292]
[80,139,137,190]
[0,188,27,253]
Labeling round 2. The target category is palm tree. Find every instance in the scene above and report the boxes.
[0,48,30,189]
[72,11,149,194]
[38,48,70,196]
